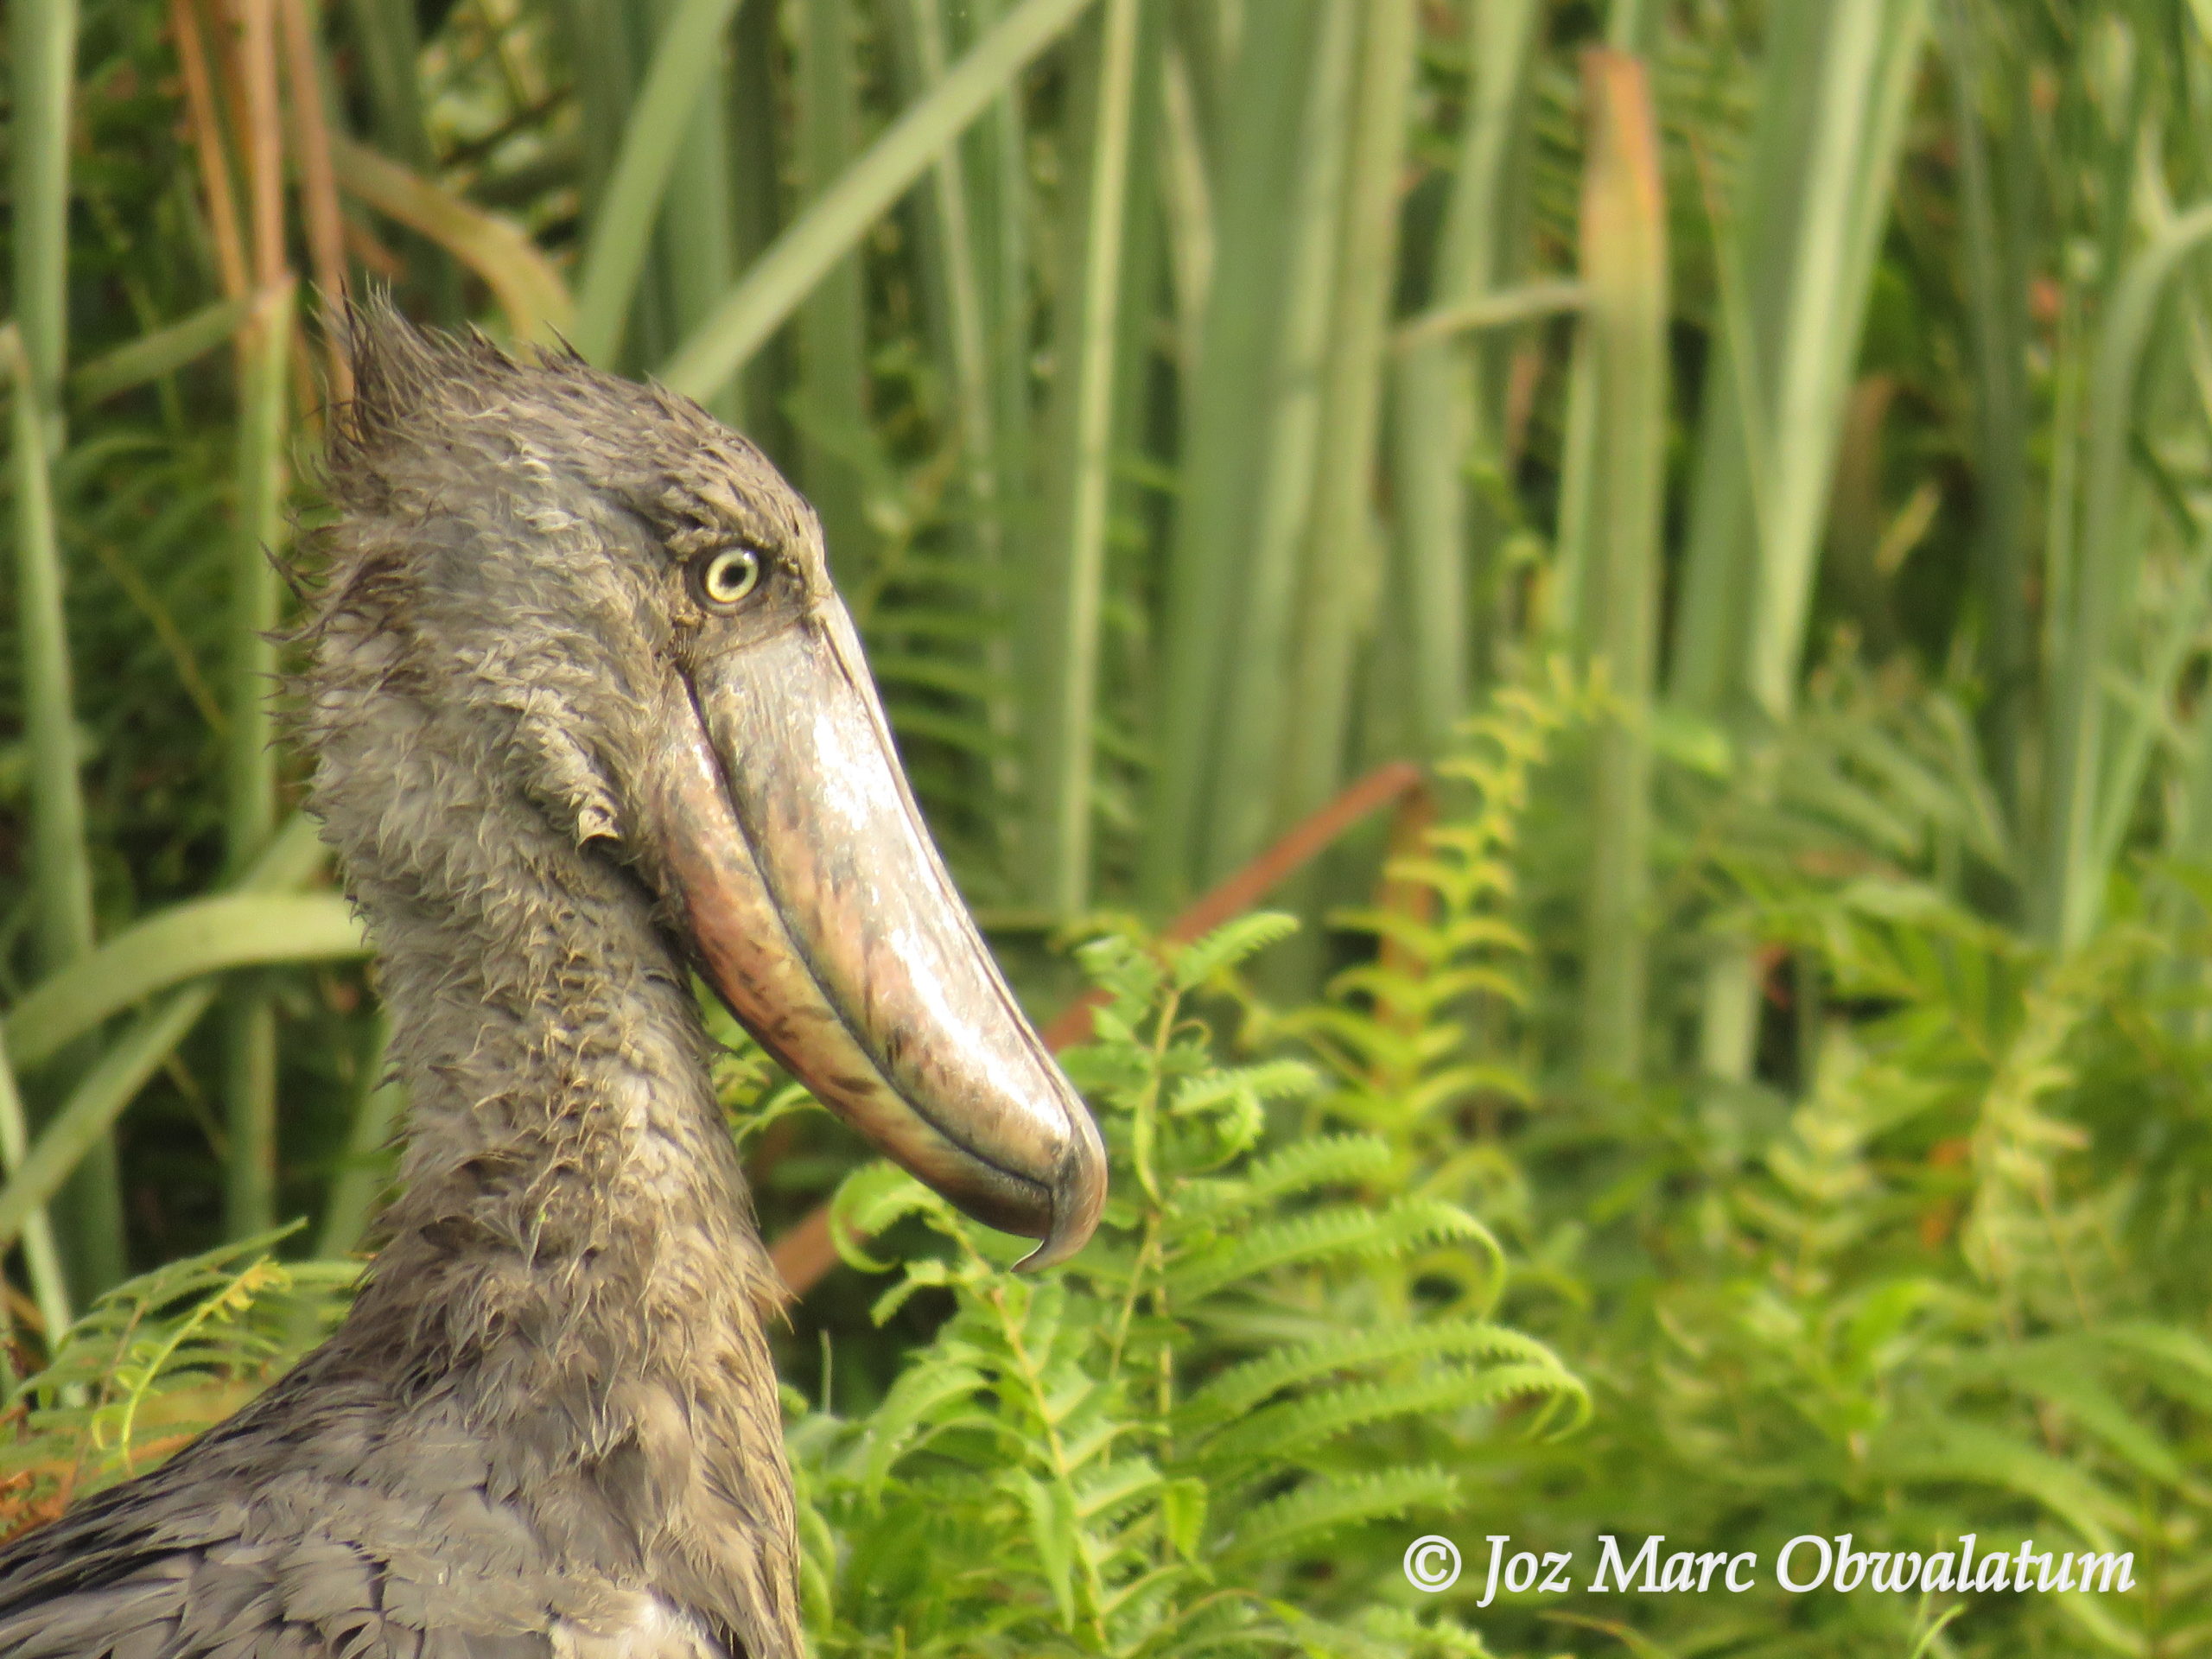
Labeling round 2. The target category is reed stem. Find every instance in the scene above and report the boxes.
[1571,48,1669,1084]
[1036,0,1141,915]
[661,0,1100,403]
[1273,0,1420,832]
[223,283,296,1239]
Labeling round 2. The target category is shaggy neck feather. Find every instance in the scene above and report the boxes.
[314,684,797,1604]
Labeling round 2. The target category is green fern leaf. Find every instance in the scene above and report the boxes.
[1175,1135,1395,1222]
[1176,1319,1574,1427]
[1188,1361,1583,1471]
[1168,1198,1491,1301]
[1218,1465,1458,1565]
[1172,912,1303,988]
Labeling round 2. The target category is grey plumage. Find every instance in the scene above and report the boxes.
[0,308,823,1658]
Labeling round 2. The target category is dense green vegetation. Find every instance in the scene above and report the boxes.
[6,0,2212,1650]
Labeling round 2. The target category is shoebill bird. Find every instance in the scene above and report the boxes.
[0,305,1107,1659]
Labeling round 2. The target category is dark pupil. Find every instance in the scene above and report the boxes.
[709,550,755,601]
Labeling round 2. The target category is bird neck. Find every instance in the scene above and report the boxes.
[318,760,802,1639]
[327,750,790,1471]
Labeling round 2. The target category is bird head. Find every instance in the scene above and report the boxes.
[313,304,1104,1268]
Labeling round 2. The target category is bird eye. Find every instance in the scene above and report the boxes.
[696,545,763,609]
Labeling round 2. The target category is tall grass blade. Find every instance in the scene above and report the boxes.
[1391,0,1546,749]
[1031,0,1142,914]
[722,0,790,443]
[338,0,460,317]
[1196,0,1355,887]
[1157,40,1212,379]
[2044,201,2212,950]
[660,0,1102,404]
[0,988,221,1260]
[315,1014,402,1258]
[4,317,122,1299]
[894,0,1021,805]
[1744,0,1930,721]
[569,0,748,365]
[4,815,327,1109]
[2,331,96,998]
[1396,280,1585,351]
[331,137,575,343]
[904,0,1001,554]
[1272,0,1421,832]
[278,0,355,399]
[1141,0,1330,903]
[1944,0,2034,837]
[11,0,79,438]
[5,896,365,1073]
[70,298,257,406]
[340,0,431,169]
[648,0,741,423]
[223,283,296,1242]
[1672,0,1931,1079]
[1567,48,1669,1083]
[792,0,877,584]
[0,1033,73,1351]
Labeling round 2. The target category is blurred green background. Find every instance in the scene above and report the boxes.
[5,0,2212,1651]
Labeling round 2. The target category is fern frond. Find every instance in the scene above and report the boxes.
[1187,1360,1585,1471]
[1166,1062,1325,1121]
[2094,1320,2212,1414]
[1877,1420,2131,1552]
[1966,1343,2186,1486]
[1173,912,1303,988]
[830,1162,954,1272]
[1217,1465,1458,1565]
[1071,1455,1162,1520]
[861,1362,994,1499]
[1176,1318,1572,1426]
[1174,1135,1395,1221]
[1169,1199,1491,1301]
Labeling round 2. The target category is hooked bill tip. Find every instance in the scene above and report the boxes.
[1013,1115,1108,1271]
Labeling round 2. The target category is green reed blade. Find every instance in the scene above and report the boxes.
[0,1032,73,1351]
[1670,0,1930,1080]
[0,82,78,1287]
[2044,200,2212,950]
[1271,0,1420,834]
[3,327,96,982]
[223,284,294,1242]
[649,0,741,423]
[1744,0,1931,721]
[315,1013,404,1258]
[1032,0,1141,916]
[896,0,1021,815]
[1395,280,1585,353]
[660,0,1101,404]
[5,315,123,1297]
[1196,0,1355,887]
[331,137,575,344]
[1391,0,1547,750]
[339,0,460,319]
[1141,0,1328,903]
[0,985,219,1260]
[6,894,364,1073]
[793,0,878,586]
[905,0,1001,542]
[70,296,256,406]
[12,0,78,438]
[569,0,747,365]
[1567,48,1669,1084]
[1943,0,2035,840]
[723,0,790,443]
